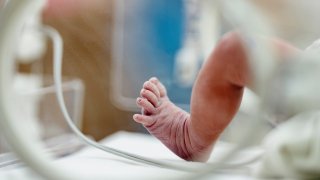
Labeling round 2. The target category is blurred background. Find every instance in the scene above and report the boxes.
[15,0,194,142]
[9,0,320,142]
[1,1,320,179]
[18,0,135,141]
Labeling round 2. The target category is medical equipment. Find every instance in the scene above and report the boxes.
[174,0,202,87]
[111,0,219,111]
[111,0,193,112]
[174,0,220,87]
[1,0,320,179]
[0,1,265,179]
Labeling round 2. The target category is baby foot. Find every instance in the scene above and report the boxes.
[133,77,209,161]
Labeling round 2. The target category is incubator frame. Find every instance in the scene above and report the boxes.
[0,0,281,179]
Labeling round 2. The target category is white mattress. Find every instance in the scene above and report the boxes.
[0,131,263,179]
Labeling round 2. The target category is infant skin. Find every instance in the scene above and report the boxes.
[133,32,298,161]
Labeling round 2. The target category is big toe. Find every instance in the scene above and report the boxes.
[133,114,155,126]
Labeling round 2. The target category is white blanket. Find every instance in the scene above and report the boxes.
[256,111,320,179]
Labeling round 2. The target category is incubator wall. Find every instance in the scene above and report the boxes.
[112,0,197,112]
[0,75,85,163]
[1,0,320,179]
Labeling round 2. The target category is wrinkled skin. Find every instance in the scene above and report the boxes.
[134,32,299,161]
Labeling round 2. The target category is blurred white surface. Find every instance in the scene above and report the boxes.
[0,131,263,179]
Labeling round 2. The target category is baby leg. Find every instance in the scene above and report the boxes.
[188,32,251,154]
[133,32,249,162]
[133,77,195,160]
[185,32,299,160]
[134,31,298,162]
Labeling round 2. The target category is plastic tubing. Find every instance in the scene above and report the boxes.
[49,6,266,176]
[0,0,276,179]
[0,0,78,179]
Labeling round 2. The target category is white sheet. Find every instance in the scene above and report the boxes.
[0,131,262,179]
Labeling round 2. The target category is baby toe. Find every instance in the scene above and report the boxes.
[133,114,155,126]
[140,89,159,107]
[136,97,155,114]
[143,81,160,99]
[150,77,167,97]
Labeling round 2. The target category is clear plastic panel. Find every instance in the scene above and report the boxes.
[112,0,193,112]
[0,75,85,168]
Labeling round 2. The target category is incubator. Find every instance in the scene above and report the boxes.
[0,0,320,179]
